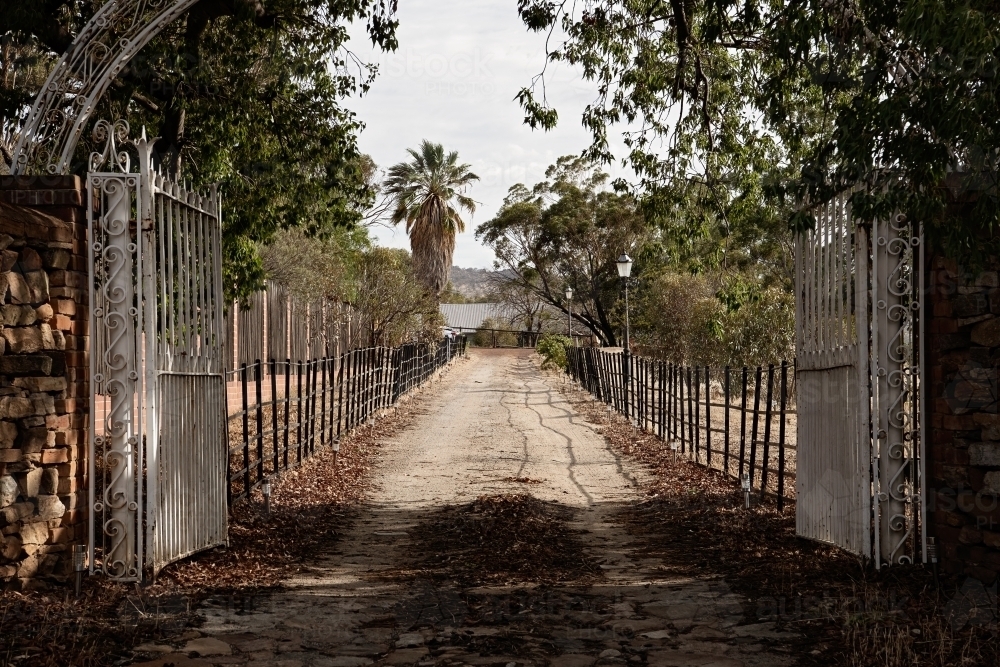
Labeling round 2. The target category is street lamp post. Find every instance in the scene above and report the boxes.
[565,286,573,338]
[617,253,633,418]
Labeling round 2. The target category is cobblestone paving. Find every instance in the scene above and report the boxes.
[132,349,799,667]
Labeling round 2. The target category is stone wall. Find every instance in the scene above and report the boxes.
[0,176,88,589]
[927,253,1000,584]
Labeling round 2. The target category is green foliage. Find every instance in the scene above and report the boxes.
[476,156,652,345]
[1,0,400,300]
[634,270,793,367]
[263,229,439,347]
[516,0,1000,263]
[536,333,572,370]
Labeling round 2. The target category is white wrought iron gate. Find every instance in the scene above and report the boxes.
[795,191,926,567]
[88,120,228,581]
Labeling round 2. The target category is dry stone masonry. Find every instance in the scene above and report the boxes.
[0,176,88,589]
[927,254,1000,584]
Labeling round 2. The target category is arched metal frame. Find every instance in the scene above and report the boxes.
[11,0,199,175]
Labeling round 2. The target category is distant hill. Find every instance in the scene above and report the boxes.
[448,266,499,300]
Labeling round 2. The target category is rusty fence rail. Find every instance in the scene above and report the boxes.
[566,347,796,509]
[226,336,468,505]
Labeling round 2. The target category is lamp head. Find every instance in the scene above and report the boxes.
[565,286,573,300]
[616,253,633,279]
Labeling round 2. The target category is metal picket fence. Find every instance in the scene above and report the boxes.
[227,336,468,505]
[566,347,797,509]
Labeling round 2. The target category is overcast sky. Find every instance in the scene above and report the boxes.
[346,0,630,269]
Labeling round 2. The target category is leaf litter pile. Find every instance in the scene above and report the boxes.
[397,493,601,586]
[0,382,436,667]
[558,375,999,667]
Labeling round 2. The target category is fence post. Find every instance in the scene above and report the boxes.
[255,359,264,487]
[271,359,279,475]
[739,367,748,479]
[777,360,788,510]
[336,352,346,439]
[694,366,701,462]
[678,365,686,453]
[296,360,304,464]
[761,364,775,501]
[687,367,694,456]
[320,357,328,450]
[705,366,711,467]
[749,366,763,488]
[241,362,250,501]
[284,358,291,469]
[724,366,731,476]
[310,359,319,454]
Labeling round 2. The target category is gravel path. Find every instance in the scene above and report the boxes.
[133,349,799,667]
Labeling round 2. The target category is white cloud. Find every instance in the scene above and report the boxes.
[345,0,631,269]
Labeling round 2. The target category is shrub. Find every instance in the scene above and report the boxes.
[536,333,572,369]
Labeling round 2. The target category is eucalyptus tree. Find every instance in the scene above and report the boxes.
[384,140,480,298]
[516,0,1000,259]
[476,156,652,345]
[1,0,399,299]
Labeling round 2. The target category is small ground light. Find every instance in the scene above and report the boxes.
[72,543,86,597]
[670,440,679,463]
[741,473,751,510]
[262,477,272,517]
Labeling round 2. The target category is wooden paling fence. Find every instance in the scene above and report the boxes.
[227,337,468,505]
[566,348,797,509]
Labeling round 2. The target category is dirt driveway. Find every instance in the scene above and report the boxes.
[133,349,800,667]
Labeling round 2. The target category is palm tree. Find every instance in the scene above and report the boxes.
[384,140,479,298]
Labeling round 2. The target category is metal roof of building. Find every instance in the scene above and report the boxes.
[439,303,514,330]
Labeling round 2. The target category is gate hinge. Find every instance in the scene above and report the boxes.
[141,217,154,231]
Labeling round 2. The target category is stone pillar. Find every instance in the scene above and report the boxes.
[0,176,88,589]
[926,252,1000,584]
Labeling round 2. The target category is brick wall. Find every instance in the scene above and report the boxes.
[0,176,88,589]
[927,253,1000,584]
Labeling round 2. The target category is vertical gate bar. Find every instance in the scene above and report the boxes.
[761,364,774,500]
[255,359,264,487]
[724,366,731,475]
[778,360,788,510]
[918,219,927,563]
[705,366,711,466]
[241,363,249,501]
[739,367,748,478]
[87,177,97,574]
[871,215,882,567]
[750,366,763,488]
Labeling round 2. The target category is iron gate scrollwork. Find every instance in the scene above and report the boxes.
[872,213,925,566]
[795,194,926,568]
[88,120,228,581]
[88,120,144,579]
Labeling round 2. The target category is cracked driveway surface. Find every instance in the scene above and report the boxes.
[133,349,798,667]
